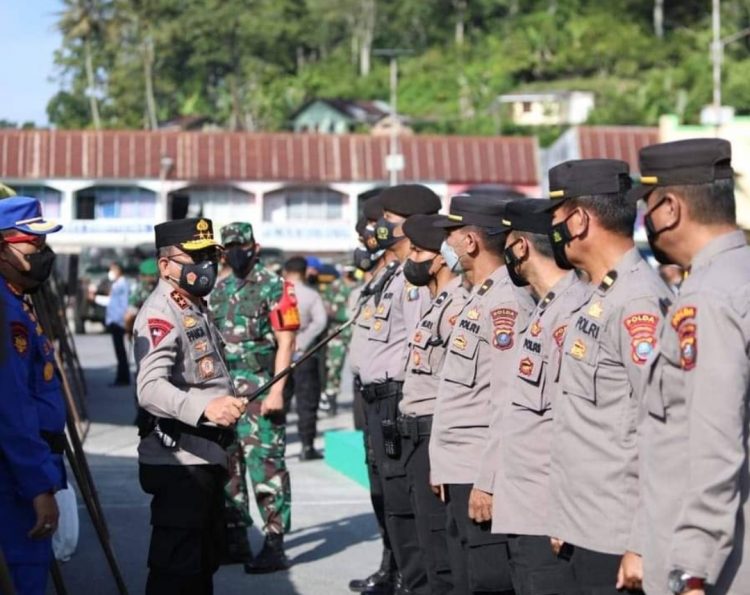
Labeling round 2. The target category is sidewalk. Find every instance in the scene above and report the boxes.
[57,333,380,594]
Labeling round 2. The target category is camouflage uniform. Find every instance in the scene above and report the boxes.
[209,223,291,536]
[320,278,352,397]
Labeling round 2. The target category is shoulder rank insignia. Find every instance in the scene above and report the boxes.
[477,279,494,296]
[433,291,448,307]
[598,271,618,292]
[539,291,555,310]
[148,318,174,347]
[11,322,28,355]
[170,290,189,310]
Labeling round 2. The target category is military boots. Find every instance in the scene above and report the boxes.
[244,533,290,574]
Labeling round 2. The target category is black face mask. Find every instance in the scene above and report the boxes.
[548,214,577,271]
[353,247,376,272]
[503,240,529,287]
[403,257,435,287]
[644,199,674,265]
[171,259,218,297]
[10,244,56,293]
[375,216,404,250]
[362,227,380,254]
[226,246,256,277]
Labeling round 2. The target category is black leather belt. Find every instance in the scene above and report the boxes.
[40,430,66,454]
[158,419,236,449]
[397,415,433,441]
[361,380,403,404]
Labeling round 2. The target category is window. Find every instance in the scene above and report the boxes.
[521,101,533,113]
[10,185,62,218]
[178,186,253,222]
[75,186,156,220]
[263,187,344,222]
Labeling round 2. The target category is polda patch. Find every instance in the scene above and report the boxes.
[491,308,517,351]
[670,305,698,371]
[148,318,174,348]
[623,312,658,365]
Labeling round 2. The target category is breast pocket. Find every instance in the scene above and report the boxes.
[444,333,481,388]
[187,325,220,385]
[561,338,600,405]
[515,353,546,411]
[369,299,393,343]
[408,328,435,374]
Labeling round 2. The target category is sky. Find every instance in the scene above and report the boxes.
[0,1,62,126]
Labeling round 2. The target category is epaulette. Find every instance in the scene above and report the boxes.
[372,261,400,306]
[598,271,618,292]
[539,291,556,310]
[433,290,449,307]
[477,279,494,296]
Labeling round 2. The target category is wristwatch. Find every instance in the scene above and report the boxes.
[668,569,705,593]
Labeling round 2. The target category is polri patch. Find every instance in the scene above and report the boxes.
[148,318,174,347]
[11,322,28,355]
[491,308,517,351]
[623,312,658,365]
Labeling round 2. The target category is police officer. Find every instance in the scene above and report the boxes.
[633,139,750,595]
[538,159,672,594]
[396,213,469,594]
[0,196,66,595]
[430,194,534,594]
[487,198,588,594]
[352,185,441,594]
[209,222,298,574]
[133,217,245,595]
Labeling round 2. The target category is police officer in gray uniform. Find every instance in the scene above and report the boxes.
[352,185,441,595]
[393,213,469,594]
[431,195,535,594]
[134,218,246,595]
[633,139,750,595]
[487,198,589,594]
[537,160,672,595]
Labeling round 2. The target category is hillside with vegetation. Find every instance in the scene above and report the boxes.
[43,0,750,140]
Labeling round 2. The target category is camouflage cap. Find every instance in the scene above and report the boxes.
[221,221,255,245]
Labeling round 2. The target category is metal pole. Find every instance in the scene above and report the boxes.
[389,56,399,186]
[712,0,722,128]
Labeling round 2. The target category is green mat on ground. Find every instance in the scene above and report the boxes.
[324,430,369,489]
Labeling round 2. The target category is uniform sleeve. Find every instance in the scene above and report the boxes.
[134,307,214,426]
[0,317,61,500]
[296,291,328,352]
[668,294,749,582]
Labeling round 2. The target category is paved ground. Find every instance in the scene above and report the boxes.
[54,332,380,595]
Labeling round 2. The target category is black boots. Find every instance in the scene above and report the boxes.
[300,445,323,461]
[244,533,290,574]
[222,527,253,565]
[349,548,396,593]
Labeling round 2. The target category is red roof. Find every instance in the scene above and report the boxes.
[577,126,658,172]
[0,130,539,186]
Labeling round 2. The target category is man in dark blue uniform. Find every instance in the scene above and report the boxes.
[0,196,66,595]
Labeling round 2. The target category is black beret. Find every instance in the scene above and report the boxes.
[355,217,368,237]
[533,159,632,212]
[434,194,513,230]
[628,138,733,201]
[402,214,446,252]
[155,218,221,251]
[363,195,384,222]
[379,184,442,217]
[504,199,552,234]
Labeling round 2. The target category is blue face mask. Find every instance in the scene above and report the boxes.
[440,240,464,274]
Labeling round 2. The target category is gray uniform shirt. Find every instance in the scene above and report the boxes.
[134,279,235,467]
[642,231,750,595]
[430,265,534,486]
[356,264,429,385]
[290,279,327,352]
[349,264,393,377]
[549,247,672,555]
[491,271,590,535]
[399,276,469,417]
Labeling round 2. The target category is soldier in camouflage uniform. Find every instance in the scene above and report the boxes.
[209,222,297,574]
[124,258,158,334]
[319,274,352,415]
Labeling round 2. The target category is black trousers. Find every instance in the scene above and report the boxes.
[445,484,514,595]
[108,322,130,383]
[283,353,321,446]
[507,534,578,595]
[139,464,226,595]
[566,545,642,595]
[397,427,454,594]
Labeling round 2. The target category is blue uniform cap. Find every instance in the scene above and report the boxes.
[0,196,62,235]
[306,256,322,270]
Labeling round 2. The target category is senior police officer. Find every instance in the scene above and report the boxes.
[430,194,535,594]
[352,185,441,594]
[488,198,589,594]
[394,213,468,594]
[633,139,750,595]
[133,217,245,595]
[0,196,66,595]
[538,159,672,594]
[209,222,298,574]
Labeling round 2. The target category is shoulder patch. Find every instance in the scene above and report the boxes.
[671,305,697,370]
[623,312,658,365]
[11,322,29,355]
[491,307,518,351]
[170,290,190,310]
[148,318,174,347]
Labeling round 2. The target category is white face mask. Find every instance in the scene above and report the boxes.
[107,270,117,282]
